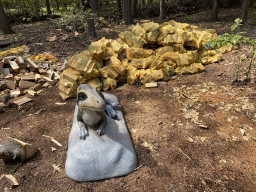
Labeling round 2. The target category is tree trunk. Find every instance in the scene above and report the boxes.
[87,18,97,38]
[80,0,86,12]
[45,0,52,15]
[131,0,137,16]
[35,0,40,20]
[90,0,99,13]
[211,0,220,21]
[122,0,133,24]
[55,0,59,11]
[148,0,153,6]
[240,0,251,24]
[159,0,166,20]
[117,0,122,10]
[0,0,13,34]
[141,0,145,7]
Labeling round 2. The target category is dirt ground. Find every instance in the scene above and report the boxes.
[1,7,256,192]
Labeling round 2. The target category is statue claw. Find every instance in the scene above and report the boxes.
[78,121,88,140]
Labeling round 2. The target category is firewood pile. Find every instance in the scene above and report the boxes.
[0,54,64,110]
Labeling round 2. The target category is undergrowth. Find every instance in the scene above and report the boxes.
[205,18,256,84]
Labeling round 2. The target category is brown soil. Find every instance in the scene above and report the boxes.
[1,7,256,192]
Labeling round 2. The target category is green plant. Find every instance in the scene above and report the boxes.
[56,10,87,32]
[205,18,256,84]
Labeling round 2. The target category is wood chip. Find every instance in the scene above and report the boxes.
[145,82,158,88]
[46,36,58,42]
[52,164,62,173]
[43,135,62,147]
[42,82,49,88]
[10,89,22,98]
[27,90,38,96]
[55,102,66,105]
[51,147,57,152]
[35,74,41,81]
[0,174,19,188]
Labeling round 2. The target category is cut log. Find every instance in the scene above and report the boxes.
[29,83,42,91]
[4,79,15,89]
[19,80,36,89]
[0,66,3,78]
[21,74,35,81]
[13,97,32,106]
[26,59,39,69]
[38,68,47,75]
[3,56,16,64]
[9,60,19,72]
[16,56,25,65]
[0,40,18,48]
[3,68,10,77]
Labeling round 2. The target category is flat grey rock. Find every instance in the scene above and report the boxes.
[65,93,137,182]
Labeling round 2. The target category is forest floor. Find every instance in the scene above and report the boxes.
[1,7,256,192]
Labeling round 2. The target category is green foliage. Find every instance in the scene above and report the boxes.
[56,10,88,32]
[204,18,256,58]
[207,32,249,49]
[231,18,243,31]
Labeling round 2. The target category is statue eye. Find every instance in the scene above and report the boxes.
[78,92,87,100]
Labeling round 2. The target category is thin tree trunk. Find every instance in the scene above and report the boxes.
[80,0,86,12]
[148,0,153,6]
[117,0,122,10]
[159,0,166,20]
[142,0,145,7]
[90,0,99,13]
[0,0,13,34]
[35,0,40,20]
[211,0,220,21]
[45,0,52,15]
[55,0,59,11]
[87,18,97,38]
[131,0,137,16]
[240,0,251,24]
[122,0,133,24]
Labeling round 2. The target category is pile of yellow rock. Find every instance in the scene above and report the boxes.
[59,20,236,100]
